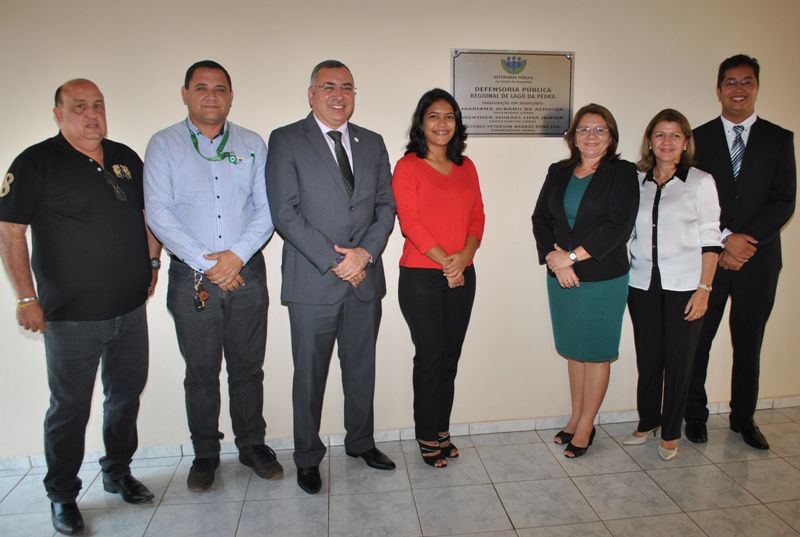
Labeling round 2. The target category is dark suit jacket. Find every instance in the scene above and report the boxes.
[693,117,796,272]
[532,158,639,282]
[266,113,396,304]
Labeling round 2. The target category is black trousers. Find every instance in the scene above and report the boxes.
[398,266,476,442]
[43,304,148,503]
[628,286,702,440]
[167,253,268,458]
[685,266,779,426]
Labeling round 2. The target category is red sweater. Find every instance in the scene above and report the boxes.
[392,153,485,269]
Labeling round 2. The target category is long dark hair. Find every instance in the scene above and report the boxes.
[405,88,467,165]
[559,103,620,168]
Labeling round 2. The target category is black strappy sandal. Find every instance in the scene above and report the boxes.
[438,433,459,458]
[554,430,574,445]
[563,427,596,458]
[418,440,447,467]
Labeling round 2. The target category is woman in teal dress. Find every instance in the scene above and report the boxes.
[532,103,639,457]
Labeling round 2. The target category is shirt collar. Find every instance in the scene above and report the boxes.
[642,163,689,185]
[720,112,757,133]
[185,118,228,140]
[313,114,349,139]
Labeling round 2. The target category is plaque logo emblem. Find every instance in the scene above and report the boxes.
[112,164,133,180]
[501,56,527,75]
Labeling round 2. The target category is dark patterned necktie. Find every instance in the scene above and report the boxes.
[731,124,745,178]
[327,131,354,197]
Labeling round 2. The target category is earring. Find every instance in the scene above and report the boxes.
[683,146,687,151]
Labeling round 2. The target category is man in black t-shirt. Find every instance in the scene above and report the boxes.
[0,79,162,536]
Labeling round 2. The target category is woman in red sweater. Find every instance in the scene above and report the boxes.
[392,88,485,468]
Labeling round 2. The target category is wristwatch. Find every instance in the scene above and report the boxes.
[568,250,578,262]
[150,258,162,270]
[698,283,712,292]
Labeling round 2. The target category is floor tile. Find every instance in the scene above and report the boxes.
[476,443,565,483]
[777,407,800,423]
[79,466,174,509]
[161,461,251,505]
[329,454,410,494]
[143,501,242,537]
[785,456,800,470]
[0,468,30,477]
[706,414,732,429]
[245,456,329,500]
[647,465,758,510]
[758,423,800,457]
[80,506,156,537]
[517,522,611,536]
[603,512,706,536]
[0,475,23,502]
[329,489,420,537]
[598,422,638,438]
[0,511,56,537]
[547,438,640,477]
[691,428,777,463]
[470,431,542,447]
[620,438,711,469]
[688,504,798,537]
[406,447,490,489]
[415,484,511,535]
[720,409,794,426]
[538,427,610,443]
[237,496,327,537]
[767,500,800,532]
[718,458,800,502]
[130,457,183,469]
[495,477,598,528]
[445,531,518,537]
[0,469,97,515]
[573,471,680,520]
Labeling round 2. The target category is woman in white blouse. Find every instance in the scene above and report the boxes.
[625,109,722,460]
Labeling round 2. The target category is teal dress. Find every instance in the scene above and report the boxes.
[546,174,628,362]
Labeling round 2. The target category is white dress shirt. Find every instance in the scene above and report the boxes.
[629,166,722,292]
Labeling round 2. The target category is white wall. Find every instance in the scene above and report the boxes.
[1,0,798,458]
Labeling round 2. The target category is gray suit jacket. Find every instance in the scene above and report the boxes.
[266,113,396,304]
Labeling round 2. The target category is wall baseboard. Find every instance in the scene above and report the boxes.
[2,394,798,471]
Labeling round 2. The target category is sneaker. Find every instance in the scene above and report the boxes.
[187,456,220,491]
[239,444,284,480]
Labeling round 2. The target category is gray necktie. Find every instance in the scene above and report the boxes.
[327,131,354,197]
[731,124,745,178]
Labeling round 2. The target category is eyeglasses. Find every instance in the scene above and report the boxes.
[721,78,756,89]
[576,126,609,137]
[102,170,127,202]
[313,83,357,95]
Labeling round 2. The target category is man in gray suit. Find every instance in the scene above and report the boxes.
[266,60,396,494]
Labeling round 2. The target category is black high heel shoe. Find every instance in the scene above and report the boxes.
[554,430,574,445]
[418,440,447,468]
[564,427,596,458]
[438,433,459,458]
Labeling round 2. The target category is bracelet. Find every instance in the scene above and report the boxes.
[16,296,39,308]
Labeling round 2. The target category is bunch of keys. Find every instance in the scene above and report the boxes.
[193,272,209,312]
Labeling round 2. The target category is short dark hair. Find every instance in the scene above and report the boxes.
[560,103,620,167]
[636,108,695,171]
[184,60,232,89]
[309,60,351,86]
[404,88,468,165]
[717,54,760,87]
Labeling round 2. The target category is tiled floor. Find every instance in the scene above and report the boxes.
[2,408,800,536]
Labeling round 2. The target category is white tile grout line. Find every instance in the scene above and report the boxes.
[3,395,798,471]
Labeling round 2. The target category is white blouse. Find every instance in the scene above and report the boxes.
[629,166,722,292]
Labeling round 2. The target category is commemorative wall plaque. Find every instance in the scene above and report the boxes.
[451,49,574,137]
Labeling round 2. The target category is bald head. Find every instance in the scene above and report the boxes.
[53,78,107,152]
[55,78,100,107]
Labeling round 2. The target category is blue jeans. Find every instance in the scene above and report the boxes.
[166,253,268,458]
[43,303,149,503]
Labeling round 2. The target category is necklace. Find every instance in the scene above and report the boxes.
[186,120,241,164]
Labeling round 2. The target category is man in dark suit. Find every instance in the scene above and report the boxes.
[266,60,396,494]
[685,54,796,449]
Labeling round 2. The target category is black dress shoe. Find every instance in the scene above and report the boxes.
[297,466,322,494]
[239,444,284,480]
[345,447,396,470]
[51,501,84,535]
[685,420,708,443]
[730,422,770,450]
[103,474,155,503]
[187,456,220,492]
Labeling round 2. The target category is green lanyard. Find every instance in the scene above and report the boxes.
[186,120,241,164]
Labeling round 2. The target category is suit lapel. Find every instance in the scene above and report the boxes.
[303,113,352,198]
[348,124,363,198]
[738,118,765,181]
[707,118,735,182]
